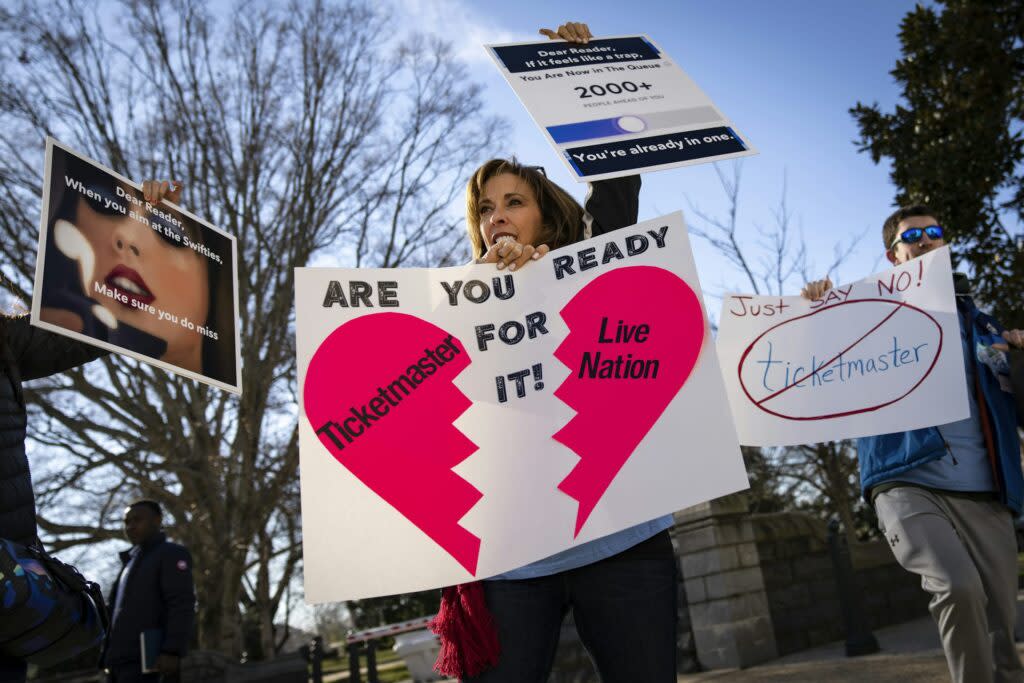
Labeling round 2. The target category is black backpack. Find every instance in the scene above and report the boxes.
[0,538,108,666]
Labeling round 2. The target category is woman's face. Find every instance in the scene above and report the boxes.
[71,190,209,370]
[478,173,544,250]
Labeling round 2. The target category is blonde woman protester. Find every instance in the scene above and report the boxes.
[431,23,678,683]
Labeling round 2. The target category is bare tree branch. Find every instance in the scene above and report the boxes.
[1,0,505,657]
[687,162,872,538]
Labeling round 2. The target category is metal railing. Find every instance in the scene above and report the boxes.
[338,615,436,683]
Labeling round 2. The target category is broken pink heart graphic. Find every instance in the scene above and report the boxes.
[303,312,482,574]
[554,266,705,536]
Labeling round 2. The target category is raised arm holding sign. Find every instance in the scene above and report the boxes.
[717,245,971,446]
[485,25,757,181]
[30,139,241,393]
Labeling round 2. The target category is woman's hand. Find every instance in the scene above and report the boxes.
[142,179,183,205]
[476,240,550,272]
[39,307,84,333]
[800,277,833,301]
[993,329,1024,352]
[539,22,593,44]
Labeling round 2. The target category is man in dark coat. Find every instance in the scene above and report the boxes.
[103,500,195,683]
[0,315,107,682]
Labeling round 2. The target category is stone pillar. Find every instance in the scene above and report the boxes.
[671,493,777,669]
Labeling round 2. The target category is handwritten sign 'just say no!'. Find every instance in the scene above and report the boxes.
[716,247,969,447]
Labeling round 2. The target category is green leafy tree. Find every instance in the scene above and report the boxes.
[851,0,1024,328]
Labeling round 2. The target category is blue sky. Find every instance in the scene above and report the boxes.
[400,0,929,307]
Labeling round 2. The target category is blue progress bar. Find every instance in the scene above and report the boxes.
[548,117,639,143]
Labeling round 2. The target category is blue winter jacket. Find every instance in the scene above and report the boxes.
[857,287,1023,513]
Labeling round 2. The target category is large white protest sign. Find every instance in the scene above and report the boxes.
[485,36,757,181]
[31,138,241,393]
[296,213,748,602]
[716,247,969,447]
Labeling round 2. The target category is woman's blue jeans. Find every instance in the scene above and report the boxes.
[465,529,678,683]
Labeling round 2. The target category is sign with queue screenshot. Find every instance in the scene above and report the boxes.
[30,138,242,394]
[715,247,969,447]
[295,212,749,602]
[485,35,757,181]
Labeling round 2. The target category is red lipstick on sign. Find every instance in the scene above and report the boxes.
[105,264,154,306]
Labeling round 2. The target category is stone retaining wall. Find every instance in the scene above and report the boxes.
[674,494,930,669]
[752,511,929,656]
[754,512,843,655]
[852,538,931,631]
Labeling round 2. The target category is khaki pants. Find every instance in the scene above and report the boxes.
[875,486,1024,683]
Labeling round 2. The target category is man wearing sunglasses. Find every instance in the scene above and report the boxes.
[803,205,1024,683]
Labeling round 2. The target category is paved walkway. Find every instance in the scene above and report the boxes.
[391,617,949,683]
[392,607,1024,682]
[390,618,950,683]
[678,613,1024,682]
[678,650,954,682]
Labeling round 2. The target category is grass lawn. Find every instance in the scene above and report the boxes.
[321,643,410,682]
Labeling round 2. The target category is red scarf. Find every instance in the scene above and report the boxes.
[429,581,500,678]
